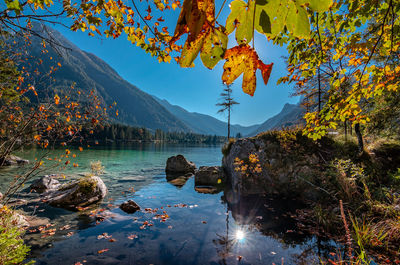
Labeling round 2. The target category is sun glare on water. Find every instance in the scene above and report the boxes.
[235,229,245,242]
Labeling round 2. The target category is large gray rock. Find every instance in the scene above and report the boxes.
[0,155,29,166]
[165,155,196,174]
[30,175,61,193]
[119,200,140,214]
[42,176,107,210]
[222,136,321,199]
[195,166,224,186]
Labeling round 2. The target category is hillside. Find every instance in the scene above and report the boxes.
[154,96,260,136]
[248,103,305,136]
[18,23,191,132]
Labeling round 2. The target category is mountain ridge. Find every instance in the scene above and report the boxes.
[19,23,192,132]
[18,23,305,136]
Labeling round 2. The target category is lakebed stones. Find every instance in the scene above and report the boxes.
[41,176,107,210]
[195,166,224,186]
[165,155,196,174]
[30,175,61,193]
[0,155,29,166]
[119,200,141,214]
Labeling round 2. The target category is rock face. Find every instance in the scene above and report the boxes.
[30,175,61,193]
[195,166,224,186]
[165,155,196,174]
[42,176,107,210]
[119,200,140,214]
[222,133,322,200]
[0,155,29,166]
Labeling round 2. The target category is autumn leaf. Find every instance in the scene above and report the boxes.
[222,45,273,96]
[200,27,228,69]
[97,248,109,254]
[225,0,255,44]
[127,234,138,240]
[171,0,214,43]
[171,0,216,67]
[54,94,60,105]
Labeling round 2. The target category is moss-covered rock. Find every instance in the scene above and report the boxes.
[41,176,107,210]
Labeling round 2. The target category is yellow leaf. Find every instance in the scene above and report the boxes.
[222,45,273,96]
[54,94,60,105]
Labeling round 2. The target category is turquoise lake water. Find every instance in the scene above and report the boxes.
[0,143,337,264]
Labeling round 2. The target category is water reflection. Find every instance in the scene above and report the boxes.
[0,144,339,264]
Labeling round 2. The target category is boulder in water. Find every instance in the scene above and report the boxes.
[30,175,61,193]
[165,155,196,174]
[120,200,140,214]
[42,176,107,210]
[195,166,224,186]
[0,155,29,166]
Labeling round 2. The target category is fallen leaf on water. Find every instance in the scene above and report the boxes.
[60,225,71,230]
[202,221,207,224]
[270,251,276,255]
[97,248,109,254]
[237,255,243,261]
[168,225,173,229]
[67,232,74,237]
[109,238,117,242]
[97,233,112,240]
[127,234,138,240]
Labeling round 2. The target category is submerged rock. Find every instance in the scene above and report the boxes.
[165,155,196,174]
[166,173,192,188]
[194,186,220,194]
[42,176,107,210]
[30,175,61,193]
[0,155,29,166]
[120,200,140,214]
[195,166,224,186]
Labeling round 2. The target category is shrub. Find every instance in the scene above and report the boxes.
[221,138,236,156]
[90,160,105,176]
[0,206,33,265]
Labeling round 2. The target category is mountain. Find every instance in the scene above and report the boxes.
[247,103,305,136]
[153,96,260,136]
[18,23,191,132]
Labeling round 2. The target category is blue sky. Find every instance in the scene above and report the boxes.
[52,4,298,127]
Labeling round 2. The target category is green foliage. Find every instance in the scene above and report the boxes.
[78,177,97,193]
[80,123,226,144]
[0,207,33,265]
[226,0,255,44]
[282,0,400,140]
[0,49,21,104]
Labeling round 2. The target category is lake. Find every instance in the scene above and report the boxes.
[1,143,337,264]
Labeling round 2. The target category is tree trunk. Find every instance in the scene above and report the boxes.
[354,123,364,153]
[228,106,231,139]
[318,66,321,115]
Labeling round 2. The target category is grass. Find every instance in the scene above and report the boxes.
[221,138,236,156]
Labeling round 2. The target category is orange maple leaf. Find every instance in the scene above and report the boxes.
[222,45,273,96]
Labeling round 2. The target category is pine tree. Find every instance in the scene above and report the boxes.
[216,85,239,139]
